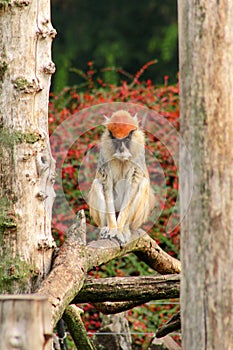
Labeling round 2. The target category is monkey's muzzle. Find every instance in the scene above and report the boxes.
[113,142,132,160]
[113,151,132,161]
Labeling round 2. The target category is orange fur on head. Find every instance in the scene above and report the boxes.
[106,110,137,139]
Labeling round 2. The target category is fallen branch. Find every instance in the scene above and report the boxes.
[74,275,180,303]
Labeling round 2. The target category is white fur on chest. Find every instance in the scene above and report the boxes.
[109,159,135,212]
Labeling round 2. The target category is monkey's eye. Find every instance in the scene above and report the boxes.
[129,129,135,136]
[124,130,135,140]
[123,130,134,143]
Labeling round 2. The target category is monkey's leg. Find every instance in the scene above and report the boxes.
[117,177,150,242]
[91,166,119,240]
[88,178,118,240]
[127,178,150,229]
[116,177,140,242]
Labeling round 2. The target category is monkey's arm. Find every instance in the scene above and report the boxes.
[88,178,107,227]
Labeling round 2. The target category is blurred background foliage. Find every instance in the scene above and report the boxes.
[51,0,178,92]
[50,2,180,346]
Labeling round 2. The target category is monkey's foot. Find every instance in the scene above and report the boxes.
[99,227,130,246]
[99,227,114,239]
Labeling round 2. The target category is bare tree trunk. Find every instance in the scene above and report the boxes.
[178,1,233,349]
[0,0,56,293]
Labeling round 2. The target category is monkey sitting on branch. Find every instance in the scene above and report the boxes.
[88,110,155,245]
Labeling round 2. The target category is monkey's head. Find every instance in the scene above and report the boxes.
[103,110,145,161]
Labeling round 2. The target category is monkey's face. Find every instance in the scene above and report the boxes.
[101,110,145,163]
[109,130,134,161]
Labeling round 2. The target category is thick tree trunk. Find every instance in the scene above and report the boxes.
[0,0,56,293]
[178,1,233,349]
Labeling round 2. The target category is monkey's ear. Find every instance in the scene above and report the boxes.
[103,115,110,126]
[133,113,139,125]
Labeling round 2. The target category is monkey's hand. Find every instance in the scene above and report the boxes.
[99,227,130,246]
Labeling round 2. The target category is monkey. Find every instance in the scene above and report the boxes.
[88,110,155,244]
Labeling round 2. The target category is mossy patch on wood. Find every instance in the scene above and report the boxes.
[13,76,42,94]
[0,252,34,293]
[0,127,42,152]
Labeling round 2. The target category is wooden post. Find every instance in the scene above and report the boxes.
[0,295,52,350]
[178,0,233,349]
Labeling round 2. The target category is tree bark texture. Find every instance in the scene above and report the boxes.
[93,313,132,350]
[63,305,97,350]
[149,335,181,350]
[0,0,56,292]
[74,275,180,303]
[178,1,233,349]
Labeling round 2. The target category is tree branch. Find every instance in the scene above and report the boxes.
[87,229,181,275]
[37,214,181,327]
[93,301,145,315]
[63,305,97,350]
[74,275,180,303]
[156,311,181,338]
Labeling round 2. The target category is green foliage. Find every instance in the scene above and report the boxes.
[51,0,178,92]
[128,302,180,349]
[90,254,155,279]
[161,23,178,62]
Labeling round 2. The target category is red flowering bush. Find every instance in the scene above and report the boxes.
[49,62,180,348]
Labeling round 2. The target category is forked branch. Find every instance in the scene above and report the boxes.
[37,212,181,327]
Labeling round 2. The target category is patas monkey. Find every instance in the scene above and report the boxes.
[88,110,155,244]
